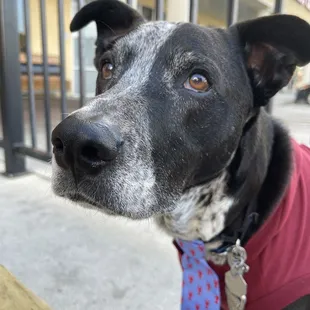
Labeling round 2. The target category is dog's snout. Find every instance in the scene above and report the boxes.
[51,115,123,173]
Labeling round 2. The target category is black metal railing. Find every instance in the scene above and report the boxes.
[39,0,52,154]
[0,0,26,175]
[190,0,199,24]
[23,0,37,149]
[0,0,281,176]
[156,0,165,20]
[77,0,86,108]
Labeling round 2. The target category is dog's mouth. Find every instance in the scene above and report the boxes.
[64,192,114,214]
[63,191,137,217]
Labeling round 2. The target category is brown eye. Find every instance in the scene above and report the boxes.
[102,62,114,80]
[185,73,209,92]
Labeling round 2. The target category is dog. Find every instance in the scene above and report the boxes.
[51,1,310,309]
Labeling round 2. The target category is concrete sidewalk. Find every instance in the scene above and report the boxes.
[0,157,181,310]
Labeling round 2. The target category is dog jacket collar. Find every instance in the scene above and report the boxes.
[175,239,221,310]
[209,211,259,256]
[175,140,310,310]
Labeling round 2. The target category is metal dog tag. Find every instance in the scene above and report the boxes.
[225,240,249,310]
[225,271,247,310]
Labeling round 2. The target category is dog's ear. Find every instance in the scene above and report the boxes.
[70,0,144,48]
[234,15,310,105]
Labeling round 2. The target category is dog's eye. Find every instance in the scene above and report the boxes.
[102,62,114,80]
[185,74,209,92]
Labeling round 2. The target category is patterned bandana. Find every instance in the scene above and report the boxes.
[175,239,221,310]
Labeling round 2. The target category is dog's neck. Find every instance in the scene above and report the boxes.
[156,108,292,248]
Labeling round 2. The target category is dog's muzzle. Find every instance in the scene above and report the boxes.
[51,114,123,175]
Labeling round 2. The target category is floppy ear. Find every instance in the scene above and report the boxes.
[234,15,310,105]
[70,0,144,50]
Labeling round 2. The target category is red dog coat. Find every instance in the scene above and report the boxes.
[175,140,310,309]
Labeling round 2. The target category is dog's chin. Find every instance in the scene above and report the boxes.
[65,193,113,214]
[60,192,156,220]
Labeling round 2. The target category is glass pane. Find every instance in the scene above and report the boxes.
[74,39,79,67]
[83,38,96,66]
[17,0,25,33]
[85,70,98,96]
[74,70,97,97]
[142,7,154,20]
[73,37,96,68]
[238,1,275,22]
[81,21,97,38]
[198,0,227,28]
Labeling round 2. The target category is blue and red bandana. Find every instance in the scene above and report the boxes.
[175,239,221,310]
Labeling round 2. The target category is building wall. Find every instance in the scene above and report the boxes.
[139,0,156,8]
[22,0,310,94]
[198,13,224,27]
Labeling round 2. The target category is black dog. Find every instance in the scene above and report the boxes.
[51,1,310,309]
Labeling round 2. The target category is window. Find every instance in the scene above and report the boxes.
[17,0,26,53]
[72,0,98,97]
[138,5,156,21]
[17,0,25,33]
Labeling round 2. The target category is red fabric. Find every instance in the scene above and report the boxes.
[175,140,310,309]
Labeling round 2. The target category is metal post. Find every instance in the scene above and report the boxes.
[77,0,85,108]
[127,0,138,9]
[156,0,165,20]
[57,0,68,120]
[39,0,52,154]
[274,0,283,13]
[23,0,37,149]
[0,0,26,175]
[189,0,199,24]
[266,0,283,114]
[227,0,239,26]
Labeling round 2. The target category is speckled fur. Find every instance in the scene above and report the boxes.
[156,173,234,243]
[53,5,310,308]
[52,22,178,219]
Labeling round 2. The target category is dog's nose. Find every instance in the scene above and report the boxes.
[51,115,123,173]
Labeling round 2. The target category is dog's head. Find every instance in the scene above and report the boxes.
[52,0,310,237]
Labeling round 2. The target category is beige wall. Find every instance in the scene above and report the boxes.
[166,0,190,22]
[139,0,156,9]
[198,13,225,27]
[283,0,310,21]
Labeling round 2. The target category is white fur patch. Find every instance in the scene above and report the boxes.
[156,173,234,242]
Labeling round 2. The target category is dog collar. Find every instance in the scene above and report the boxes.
[206,212,258,266]
[209,210,259,252]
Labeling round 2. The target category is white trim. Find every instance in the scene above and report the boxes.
[166,0,190,22]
